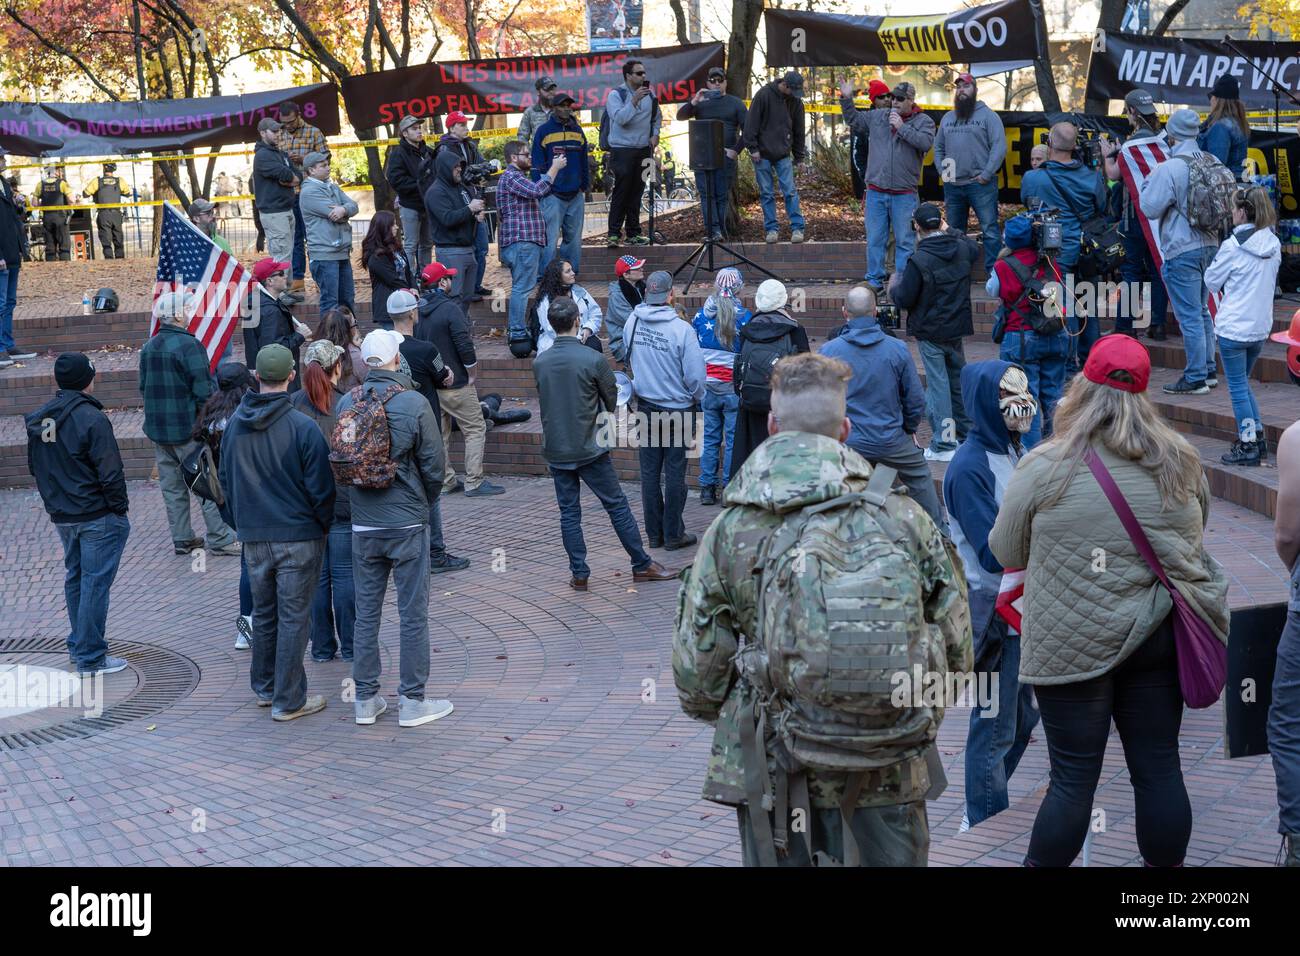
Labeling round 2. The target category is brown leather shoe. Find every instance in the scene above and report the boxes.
[569,576,588,591]
[633,560,677,582]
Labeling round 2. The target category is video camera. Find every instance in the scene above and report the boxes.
[462,160,501,187]
[1038,125,1106,170]
[877,302,901,331]
[1029,204,1063,256]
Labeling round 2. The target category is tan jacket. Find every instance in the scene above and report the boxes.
[988,441,1229,685]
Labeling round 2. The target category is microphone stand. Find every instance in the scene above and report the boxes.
[1222,35,1300,136]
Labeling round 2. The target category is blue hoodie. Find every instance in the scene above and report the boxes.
[943,360,1021,631]
[1020,159,1107,269]
[818,316,924,457]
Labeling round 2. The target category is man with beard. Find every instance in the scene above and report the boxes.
[517,77,558,153]
[189,199,232,255]
[933,73,1006,275]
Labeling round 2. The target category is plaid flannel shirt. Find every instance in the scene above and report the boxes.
[497,166,552,250]
[279,120,328,190]
[138,324,213,445]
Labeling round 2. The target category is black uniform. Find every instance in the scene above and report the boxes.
[39,178,71,261]
[86,173,125,258]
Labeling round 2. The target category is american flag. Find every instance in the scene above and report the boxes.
[995,569,1025,634]
[1115,135,1220,317]
[150,202,250,371]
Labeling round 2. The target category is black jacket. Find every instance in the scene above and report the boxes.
[218,390,334,542]
[367,249,416,328]
[0,176,24,265]
[733,312,810,406]
[743,82,806,163]
[415,288,477,387]
[894,231,979,343]
[290,387,350,526]
[425,148,477,248]
[26,390,128,524]
[384,137,436,208]
[398,337,446,420]
[244,288,304,392]
[252,140,298,213]
[677,93,748,152]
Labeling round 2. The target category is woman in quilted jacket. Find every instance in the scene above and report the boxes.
[989,334,1229,867]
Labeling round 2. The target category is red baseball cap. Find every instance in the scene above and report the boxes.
[446,111,470,128]
[422,261,457,284]
[1270,308,1300,347]
[867,80,891,100]
[615,255,646,277]
[1083,334,1150,393]
[955,72,976,86]
[252,257,290,284]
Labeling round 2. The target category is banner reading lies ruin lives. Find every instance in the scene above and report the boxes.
[340,42,724,129]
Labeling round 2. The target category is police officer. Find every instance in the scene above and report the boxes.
[83,162,125,259]
[35,165,74,262]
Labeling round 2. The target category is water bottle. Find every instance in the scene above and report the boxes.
[82,290,91,315]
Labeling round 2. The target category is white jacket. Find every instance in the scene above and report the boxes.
[536,286,603,354]
[1203,224,1281,343]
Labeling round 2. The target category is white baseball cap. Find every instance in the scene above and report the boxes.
[360,328,404,367]
[386,289,419,316]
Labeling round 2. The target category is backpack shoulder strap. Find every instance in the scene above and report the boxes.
[863,464,897,506]
[1042,168,1088,220]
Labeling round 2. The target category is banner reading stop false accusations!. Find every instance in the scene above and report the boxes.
[0,84,340,157]
[340,42,725,129]
[1087,31,1300,112]
[764,0,1041,68]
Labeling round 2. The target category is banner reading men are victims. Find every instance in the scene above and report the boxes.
[0,84,339,157]
[765,0,1041,68]
[340,42,724,129]
[1087,30,1300,111]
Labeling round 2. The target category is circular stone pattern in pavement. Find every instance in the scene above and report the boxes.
[0,637,198,750]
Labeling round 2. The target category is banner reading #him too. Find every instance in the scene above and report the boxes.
[340,42,725,129]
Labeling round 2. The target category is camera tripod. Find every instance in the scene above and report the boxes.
[671,167,781,294]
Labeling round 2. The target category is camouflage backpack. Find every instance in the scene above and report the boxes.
[735,464,947,866]
[329,383,404,489]
[1174,151,1236,238]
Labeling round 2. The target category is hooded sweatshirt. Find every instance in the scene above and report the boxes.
[298,175,358,261]
[625,302,707,409]
[607,277,644,363]
[943,360,1021,636]
[692,293,753,393]
[933,100,1006,186]
[26,390,129,524]
[1203,223,1282,343]
[840,97,935,193]
[218,390,335,542]
[425,148,477,247]
[1138,138,1221,261]
[819,315,925,456]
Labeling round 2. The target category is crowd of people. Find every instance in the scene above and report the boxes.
[11,66,1300,869]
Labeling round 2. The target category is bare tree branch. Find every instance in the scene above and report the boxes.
[494,0,528,55]
[3,4,123,101]
[1152,0,1191,37]
[269,0,353,82]
[371,0,402,64]
[668,0,690,45]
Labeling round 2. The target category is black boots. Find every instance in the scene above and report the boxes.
[1221,440,1262,467]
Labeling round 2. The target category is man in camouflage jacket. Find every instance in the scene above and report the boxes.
[673,352,971,866]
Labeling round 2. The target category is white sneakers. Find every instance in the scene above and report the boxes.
[235,615,252,650]
[924,447,957,463]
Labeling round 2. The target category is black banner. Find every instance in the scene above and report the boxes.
[0,84,339,157]
[765,0,1041,68]
[340,42,725,129]
[1087,31,1300,110]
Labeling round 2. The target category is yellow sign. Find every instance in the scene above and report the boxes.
[878,15,951,64]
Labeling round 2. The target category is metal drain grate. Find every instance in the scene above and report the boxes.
[0,636,200,750]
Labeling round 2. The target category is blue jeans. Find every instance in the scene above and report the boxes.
[1161,246,1218,383]
[541,193,585,275]
[310,524,355,660]
[865,190,918,285]
[501,242,542,336]
[699,389,739,488]
[309,258,355,316]
[637,399,690,542]
[1217,336,1264,441]
[351,527,430,701]
[1117,220,1169,332]
[428,498,447,557]
[549,453,652,578]
[239,552,252,616]
[695,160,736,235]
[1271,602,1300,836]
[999,329,1069,449]
[245,538,326,714]
[55,513,131,670]
[754,156,804,234]
[474,219,489,291]
[965,623,1040,827]
[291,201,307,281]
[918,338,970,453]
[0,264,18,352]
[943,181,1001,271]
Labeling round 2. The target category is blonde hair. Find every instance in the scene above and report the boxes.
[1208,97,1249,137]
[1237,184,1278,230]
[770,353,851,438]
[1043,375,1203,509]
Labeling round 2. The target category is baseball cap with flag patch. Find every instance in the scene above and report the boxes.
[615,255,646,277]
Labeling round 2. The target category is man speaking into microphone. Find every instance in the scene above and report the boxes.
[604,59,660,248]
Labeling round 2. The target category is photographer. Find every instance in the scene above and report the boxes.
[532,93,590,274]
[890,203,977,463]
[677,67,748,240]
[439,111,491,302]
[1021,122,1108,369]
[1101,90,1170,341]
[499,139,567,354]
[425,148,485,314]
[986,214,1069,448]
[745,71,807,244]
[841,81,935,293]
[604,59,661,247]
